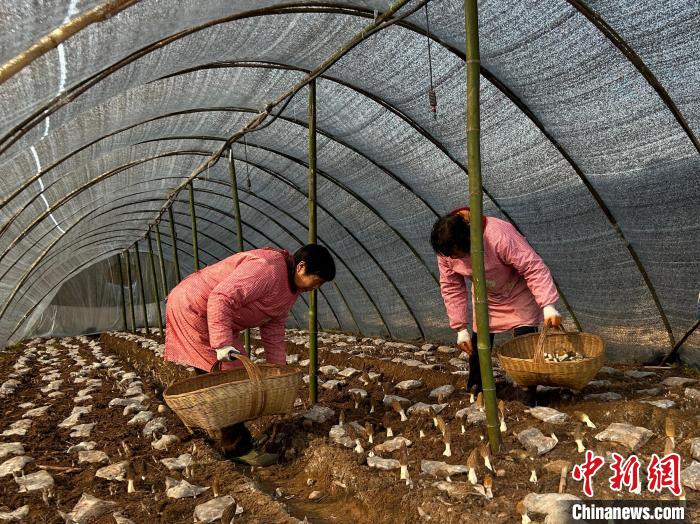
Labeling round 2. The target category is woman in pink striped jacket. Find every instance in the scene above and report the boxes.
[164,244,335,458]
[431,207,561,400]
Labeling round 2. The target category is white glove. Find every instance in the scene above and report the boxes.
[543,305,561,327]
[215,346,240,361]
[457,329,470,344]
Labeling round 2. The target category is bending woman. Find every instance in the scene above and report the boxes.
[431,207,561,397]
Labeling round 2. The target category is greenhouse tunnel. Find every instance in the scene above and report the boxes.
[0,0,698,365]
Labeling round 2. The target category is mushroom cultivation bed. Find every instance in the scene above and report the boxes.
[0,336,296,523]
[3,332,699,523]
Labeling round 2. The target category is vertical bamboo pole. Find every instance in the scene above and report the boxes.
[228,148,251,356]
[188,182,200,272]
[168,206,182,283]
[147,231,164,337]
[307,80,319,404]
[117,253,128,332]
[154,222,169,297]
[465,0,501,453]
[133,244,150,334]
[124,250,137,333]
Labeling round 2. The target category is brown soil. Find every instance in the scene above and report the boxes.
[2,332,698,523]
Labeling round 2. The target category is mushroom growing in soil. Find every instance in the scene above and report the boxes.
[573,424,586,453]
[665,416,675,450]
[483,474,493,499]
[469,385,478,404]
[383,412,394,438]
[516,500,531,524]
[369,397,377,414]
[467,449,478,485]
[456,410,467,435]
[428,406,438,428]
[418,416,428,439]
[529,464,538,484]
[391,399,408,422]
[573,410,596,429]
[498,400,507,432]
[437,418,451,457]
[479,442,492,471]
[339,409,346,427]
[558,462,570,494]
[211,477,220,498]
[351,391,363,410]
[126,462,136,493]
[398,442,409,483]
[365,422,374,444]
[346,425,364,454]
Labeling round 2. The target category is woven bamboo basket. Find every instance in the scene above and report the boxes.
[498,326,604,390]
[164,353,301,437]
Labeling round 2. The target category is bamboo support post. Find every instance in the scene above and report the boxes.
[124,250,137,333]
[117,253,128,331]
[154,221,169,297]
[188,182,200,271]
[133,245,149,334]
[168,206,182,283]
[146,231,164,337]
[307,79,319,404]
[228,148,251,356]
[465,0,501,453]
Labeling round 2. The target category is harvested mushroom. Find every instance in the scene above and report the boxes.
[383,412,394,438]
[365,422,374,444]
[479,442,492,471]
[467,449,478,485]
[573,410,595,429]
[398,442,409,483]
[391,399,408,422]
[573,424,585,453]
[516,500,531,524]
[498,400,507,432]
[484,474,493,499]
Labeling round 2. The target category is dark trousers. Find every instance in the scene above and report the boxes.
[467,325,538,391]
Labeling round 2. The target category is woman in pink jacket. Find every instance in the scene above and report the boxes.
[164,244,335,457]
[431,207,561,398]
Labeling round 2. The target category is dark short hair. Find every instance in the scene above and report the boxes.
[430,214,471,257]
[294,244,336,281]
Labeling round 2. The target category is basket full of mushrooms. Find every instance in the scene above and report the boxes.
[498,325,604,390]
[164,353,301,438]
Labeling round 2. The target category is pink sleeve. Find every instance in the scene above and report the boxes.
[495,223,559,307]
[437,256,469,330]
[260,314,288,365]
[207,260,271,349]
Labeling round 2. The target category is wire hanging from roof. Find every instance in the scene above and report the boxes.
[425,3,437,118]
[243,135,252,190]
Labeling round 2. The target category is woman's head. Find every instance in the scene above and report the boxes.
[430,214,471,258]
[293,244,336,291]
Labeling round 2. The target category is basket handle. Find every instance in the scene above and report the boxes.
[211,353,266,418]
[533,324,567,363]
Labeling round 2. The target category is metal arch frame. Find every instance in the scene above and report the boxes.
[1,97,578,332]
[0,164,382,339]
[185,155,426,337]
[565,0,699,154]
[0,150,208,266]
[1,144,420,338]
[0,3,679,342]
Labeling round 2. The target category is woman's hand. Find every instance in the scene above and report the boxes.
[457,329,472,355]
[543,305,561,328]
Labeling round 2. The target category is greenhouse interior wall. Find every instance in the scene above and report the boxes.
[0,0,698,367]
